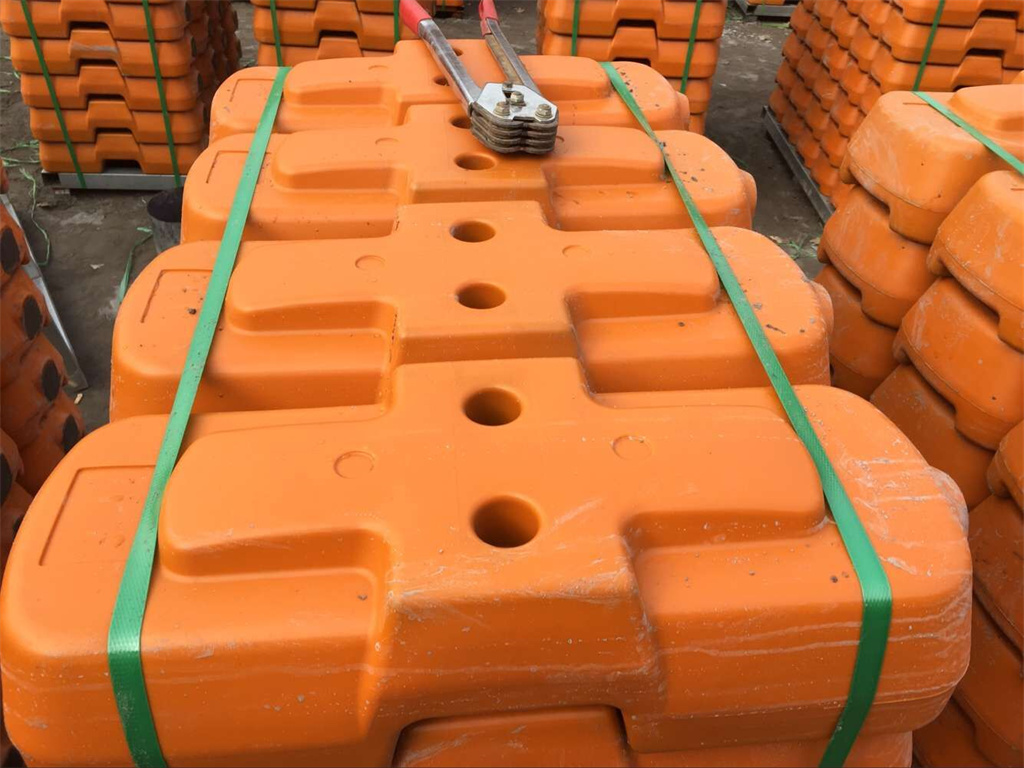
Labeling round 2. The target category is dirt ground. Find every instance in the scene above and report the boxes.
[0,0,821,431]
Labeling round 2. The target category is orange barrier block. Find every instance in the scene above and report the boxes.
[17,392,83,494]
[954,600,1023,767]
[913,699,996,768]
[892,0,1024,30]
[970,494,1022,652]
[211,43,691,140]
[538,28,721,80]
[537,0,726,40]
[927,171,1024,352]
[183,107,756,242]
[256,39,391,64]
[894,279,1023,450]
[0,0,205,41]
[1,362,970,766]
[19,57,212,111]
[252,2,416,48]
[843,84,1024,243]
[0,430,21,505]
[0,478,29,573]
[0,336,66,446]
[871,364,994,509]
[8,27,204,78]
[987,422,1023,508]
[111,214,830,419]
[0,269,48,368]
[394,710,911,766]
[819,186,933,328]
[850,13,1023,69]
[250,0,435,10]
[30,99,208,144]
[0,205,29,289]
[39,132,203,174]
[815,265,898,398]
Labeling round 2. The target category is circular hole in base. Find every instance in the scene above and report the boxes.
[473,497,540,548]
[463,388,521,426]
[455,153,496,171]
[21,297,42,340]
[457,283,505,310]
[450,221,496,243]
[450,115,471,129]
[433,75,448,86]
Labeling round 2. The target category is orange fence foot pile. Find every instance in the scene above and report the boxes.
[250,0,454,65]
[769,0,1024,207]
[0,43,981,768]
[536,0,725,133]
[0,0,242,176]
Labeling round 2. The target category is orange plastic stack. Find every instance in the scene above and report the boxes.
[814,82,1023,513]
[914,423,1023,767]
[0,205,84,495]
[769,0,1023,206]
[536,0,726,133]
[0,0,242,175]
[250,0,446,66]
[0,42,975,767]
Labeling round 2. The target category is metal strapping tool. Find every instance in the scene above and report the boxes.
[399,0,559,153]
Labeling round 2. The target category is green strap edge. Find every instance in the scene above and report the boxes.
[269,0,284,66]
[912,0,945,90]
[600,61,892,768]
[679,0,703,93]
[570,0,581,57]
[140,0,180,186]
[106,67,289,768]
[915,91,1024,176]
[393,0,400,46]
[18,0,86,187]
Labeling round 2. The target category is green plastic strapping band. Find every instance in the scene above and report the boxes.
[679,0,703,93]
[570,0,581,56]
[915,91,1024,177]
[269,0,284,66]
[106,67,289,768]
[912,0,945,90]
[140,0,180,186]
[394,0,400,46]
[17,0,85,188]
[600,61,893,768]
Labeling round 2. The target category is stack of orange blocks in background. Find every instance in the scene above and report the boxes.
[250,0,451,66]
[0,0,242,176]
[0,45,977,767]
[536,0,726,133]
[816,80,1023,764]
[769,0,1023,207]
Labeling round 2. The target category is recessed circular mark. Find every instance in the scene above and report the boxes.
[457,283,505,310]
[433,75,448,86]
[60,416,81,453]
[450,115,471,129]
[463,388,521,426]
[613,435,651,460]
[1,229,20,274]
[334,451,375,479]
[355,255,386,271]
[449,220,496,243]
[21,297,42,340]
[472,497,540,548]
[562,245,589,258]
[40,359,61,401]
[454,153,496,171]
[375,136,398,147]
[368,64,389,71]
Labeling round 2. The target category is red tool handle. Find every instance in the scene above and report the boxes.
[478,0,499,34]
[399,0,431,33]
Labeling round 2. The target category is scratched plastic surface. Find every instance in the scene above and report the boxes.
[111,211,831,418]
[1,364,970,765]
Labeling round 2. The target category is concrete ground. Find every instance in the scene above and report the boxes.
[0,0,821,431]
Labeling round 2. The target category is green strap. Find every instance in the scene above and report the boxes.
[570,0,581,56]
[140,0,180,186]
[17,0,86,187]
[269,0,284,66]
[394,0,400,46]
[679,0,703,93]
[912,0,945,90]
[600,62,892,768]
[915,91,1024,176]
[106,67,289,768]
